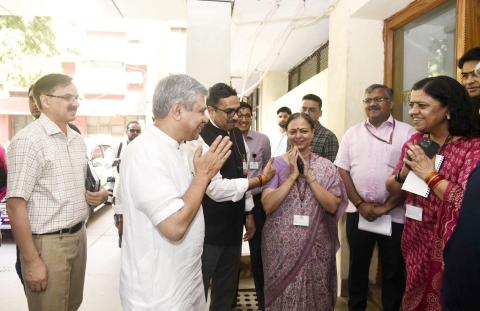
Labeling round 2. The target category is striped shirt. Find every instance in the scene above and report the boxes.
[6,114,89,234]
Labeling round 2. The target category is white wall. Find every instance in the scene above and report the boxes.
[258,71,288,134]
[186,0,231,87]
[261,69,329,138]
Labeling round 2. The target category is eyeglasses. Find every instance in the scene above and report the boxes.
[237,113,252,120]
[128,129,141,134]
[45,94,80,102]
[363,97,388,104]
[213,106,238,117]
[301,107,318,113]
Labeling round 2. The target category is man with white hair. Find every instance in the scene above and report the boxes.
[119,74,232,310]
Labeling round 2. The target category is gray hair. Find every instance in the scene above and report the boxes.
[364,84,393,100]
[152,74,207,118]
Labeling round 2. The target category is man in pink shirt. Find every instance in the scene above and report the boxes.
[335,84,416,311]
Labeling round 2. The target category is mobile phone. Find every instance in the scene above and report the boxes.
[297,157,304,175]
[419,137,440,159]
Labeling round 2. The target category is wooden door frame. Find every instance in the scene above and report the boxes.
[383,0,480,87]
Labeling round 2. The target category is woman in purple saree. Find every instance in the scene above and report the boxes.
[261,113,347,310]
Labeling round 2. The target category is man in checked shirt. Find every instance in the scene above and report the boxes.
[6,73,107,311]
[301,94,339,162]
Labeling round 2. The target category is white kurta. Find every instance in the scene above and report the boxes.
[119,126,206,311]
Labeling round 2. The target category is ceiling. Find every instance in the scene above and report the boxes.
[0,0,331,94]
[231,0,331,94]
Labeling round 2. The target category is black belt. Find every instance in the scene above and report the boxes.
[36,222,84,235]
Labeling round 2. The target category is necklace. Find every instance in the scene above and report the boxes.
[296,154,312,202]
[364,119,396,144]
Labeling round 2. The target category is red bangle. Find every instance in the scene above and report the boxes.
[428,174,444,189]
[424,171,438,183]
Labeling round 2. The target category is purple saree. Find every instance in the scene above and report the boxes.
[262,154,347,310]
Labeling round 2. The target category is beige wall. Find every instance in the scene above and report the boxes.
[258,71,288,134]
[327,0,415,138]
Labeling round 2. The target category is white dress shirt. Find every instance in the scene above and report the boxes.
[271,128,288,157]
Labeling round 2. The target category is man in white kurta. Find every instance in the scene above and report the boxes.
[119,74,232,311]
[120,126,207,310]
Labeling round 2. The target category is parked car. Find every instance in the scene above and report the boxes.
[0,199,9,246]
[88,143,116,213]
[0,199,9,230]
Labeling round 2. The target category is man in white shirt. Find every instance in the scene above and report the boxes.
[110,120,142,247]
[271,106,291,156]
[119,74,232,310]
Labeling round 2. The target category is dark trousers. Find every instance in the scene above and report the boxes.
[248,194,266,310]
[346,212,405,311]
[202,243,242,311]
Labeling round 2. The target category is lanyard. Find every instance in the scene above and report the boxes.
[296,154,312,202]
[364,119,396,145]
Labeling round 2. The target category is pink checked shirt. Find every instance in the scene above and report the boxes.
[335,115,416,224]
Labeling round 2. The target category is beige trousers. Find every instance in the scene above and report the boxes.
[22,226,87,311]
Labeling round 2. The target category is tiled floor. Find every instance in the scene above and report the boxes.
[234,289,259,311]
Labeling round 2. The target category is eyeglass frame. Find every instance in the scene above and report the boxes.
[236,112,252,120]
[212,106,239,117]
[127,129,141,134]
[301,107,320,113]
[363,97,389,104]
[45,94,81,102]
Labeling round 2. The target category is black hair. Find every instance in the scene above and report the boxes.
[302,94,322,109]
[458,47,480,69]
[239,102,252,113]
[126,120,140,130]
[277,106,292,115]
[285,112,315,130]
[364,84,393,100]
[206,83,237,107]
[33,74,73,109]
[411,76,480,137]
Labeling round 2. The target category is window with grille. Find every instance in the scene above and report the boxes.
[288,41,329,91]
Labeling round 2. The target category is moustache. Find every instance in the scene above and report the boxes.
[368,106,380,111]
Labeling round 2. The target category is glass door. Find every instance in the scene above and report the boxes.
[392,0,456,122]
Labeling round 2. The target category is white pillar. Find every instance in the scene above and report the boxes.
[186,0,231,88]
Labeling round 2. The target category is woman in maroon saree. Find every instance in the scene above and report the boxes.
[261,113,347,310]
[386,76,480,311]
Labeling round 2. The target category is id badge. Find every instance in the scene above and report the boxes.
[249,161,259,170]
[242,160,248,175]
[405,204,423,221]
[293,215,309,227]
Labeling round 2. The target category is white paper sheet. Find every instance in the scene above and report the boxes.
[358,214,392,236]
[401,155,444,198]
